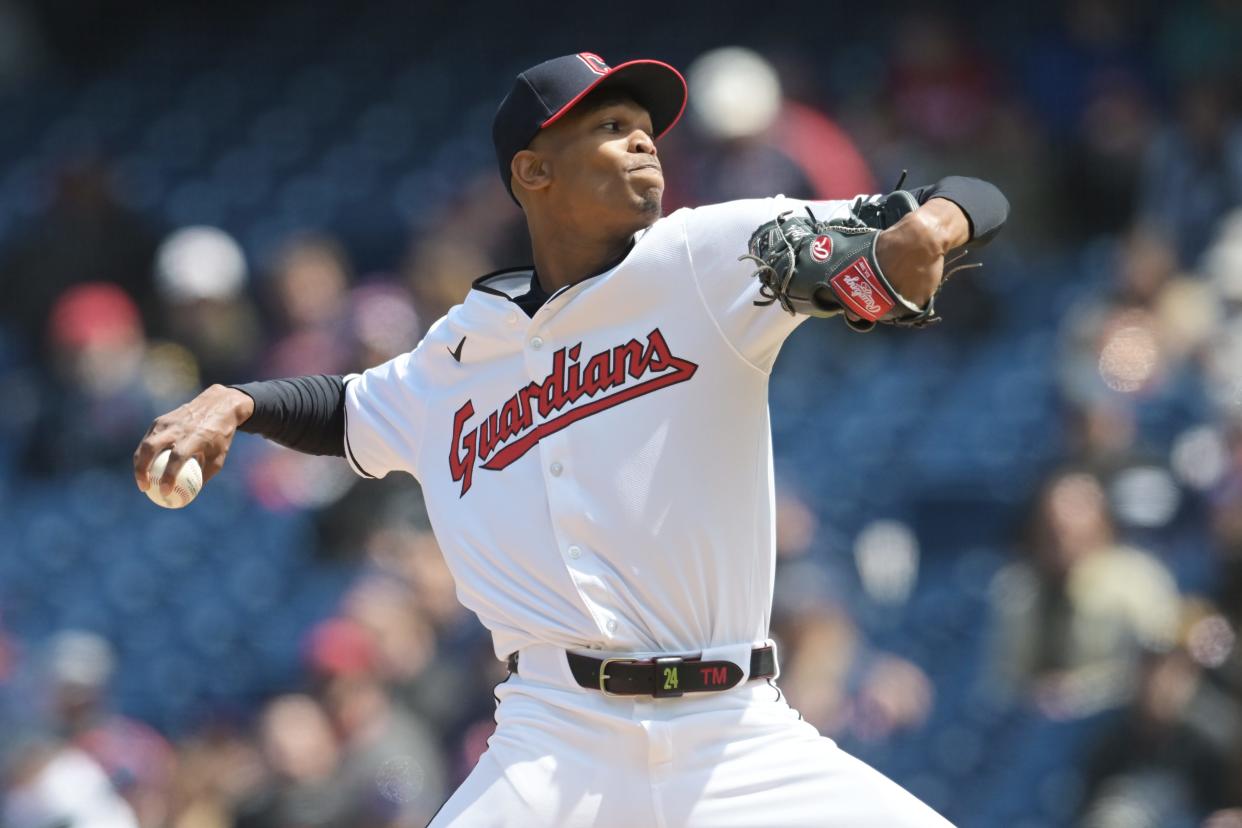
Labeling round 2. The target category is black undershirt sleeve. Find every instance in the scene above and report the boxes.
[230,375,347,458]
[908,176,1009,246]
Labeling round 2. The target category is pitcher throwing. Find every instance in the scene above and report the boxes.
[135,52,1008,826]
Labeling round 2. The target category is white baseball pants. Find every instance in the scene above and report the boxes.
[429,643,954,827]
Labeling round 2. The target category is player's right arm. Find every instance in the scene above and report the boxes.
[132,382,258,499]
[134,375,350,498]
[134,343,426,496]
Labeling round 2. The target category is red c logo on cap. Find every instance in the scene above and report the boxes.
[578,52,610,75]
[810,235,833,262]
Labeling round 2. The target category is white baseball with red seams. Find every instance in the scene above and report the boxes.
[343,195,954,827]
[144,449,202,509]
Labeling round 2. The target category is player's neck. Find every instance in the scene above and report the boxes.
[527,225,636,294]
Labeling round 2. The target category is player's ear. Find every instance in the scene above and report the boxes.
[511,150,551,194]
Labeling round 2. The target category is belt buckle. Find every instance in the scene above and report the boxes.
[653,656,685,698]
[598,657,634,696]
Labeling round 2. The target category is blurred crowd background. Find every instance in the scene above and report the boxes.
[1,0,1242,826]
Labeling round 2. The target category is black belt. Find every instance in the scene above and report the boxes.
[506,646,777,698]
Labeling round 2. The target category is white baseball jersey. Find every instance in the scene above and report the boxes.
[344,196,956,828]
[343,196,849,660]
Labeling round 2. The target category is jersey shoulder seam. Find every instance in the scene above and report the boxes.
[679,208,772,378]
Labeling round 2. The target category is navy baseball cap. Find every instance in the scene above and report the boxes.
[493,52,688,199]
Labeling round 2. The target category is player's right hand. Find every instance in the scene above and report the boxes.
[133,384,255,498]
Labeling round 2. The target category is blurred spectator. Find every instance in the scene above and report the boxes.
[1060,229,1216,454]
[1203,211,1242,425]
[348,282,420,370]
[402,172,520,332]
[986,469,1181,717]
[232,694,352,828]
[153,226,262,386]
[306,617,447,827]
[46,631,176,828]
[887,12,995,148]
[1210,454,1242,698]
[1017,0,1156,242]
[3,737,139,828]
[1059,73,1155,239]
[1019,0,1152,137]
[671,46,873,206]
[1139,79,1242,265]
[262,234,354,378]
[0,160,159,354]
[21,283,165,474]
[165,725,265,828]
[1079,606,1239,828]
[771,487,933,742]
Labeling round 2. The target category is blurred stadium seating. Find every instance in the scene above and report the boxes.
[2,1,1241,826]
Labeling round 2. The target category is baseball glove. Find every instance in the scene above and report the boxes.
[849,189,920,231]
[741,206,938,333]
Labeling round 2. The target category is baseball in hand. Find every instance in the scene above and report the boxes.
[145,449,203,509]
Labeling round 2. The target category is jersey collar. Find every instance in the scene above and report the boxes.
[471,266,537,301]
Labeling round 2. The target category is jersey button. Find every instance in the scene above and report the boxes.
[530,336,543,350]
[549,461,563,476]
[606,620,619,634]
[567,545,581,559]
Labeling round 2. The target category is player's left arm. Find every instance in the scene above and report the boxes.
[872,175,1009,306]
[741,175,1009,330]
[873,198,971,307]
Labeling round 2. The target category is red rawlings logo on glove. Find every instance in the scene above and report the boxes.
[829,257,894,321]
[810,235,833,262]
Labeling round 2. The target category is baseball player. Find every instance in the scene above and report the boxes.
[134,52,1007,826]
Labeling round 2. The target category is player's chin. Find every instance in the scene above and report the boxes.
[629,180,664,219]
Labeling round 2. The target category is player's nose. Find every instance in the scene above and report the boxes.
[629,130,657,158]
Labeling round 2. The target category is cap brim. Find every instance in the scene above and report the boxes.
[540,59,688,139]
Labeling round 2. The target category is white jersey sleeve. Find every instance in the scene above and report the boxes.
[343,348,426,480]
[681,196,859,372]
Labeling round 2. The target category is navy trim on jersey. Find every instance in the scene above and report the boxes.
[470,232,643,317]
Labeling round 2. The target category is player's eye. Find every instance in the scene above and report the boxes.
[600,120,621,132]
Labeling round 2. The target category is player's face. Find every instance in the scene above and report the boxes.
[540,97,663,228]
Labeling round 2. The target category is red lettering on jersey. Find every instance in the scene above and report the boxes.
[700,665,728,686]
[448,328,698,496]
[448,402,476,495]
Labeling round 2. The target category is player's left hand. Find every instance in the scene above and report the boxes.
[874,200,968,307]
[742,195,977,332]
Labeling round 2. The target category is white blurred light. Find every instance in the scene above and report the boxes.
[854,520,919,606]
[376,755,426,804]
[1205,209,1242,303]
[1084,795,1159,828]
[1170,426,1228,491]
[1109,466,1180,528]
[155,225,247,302]
[687,47,782,141]
[1206,321,1242,417]
[1187,614,1234,668]
[1097,325,1159,393]
[47,630,115,688]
